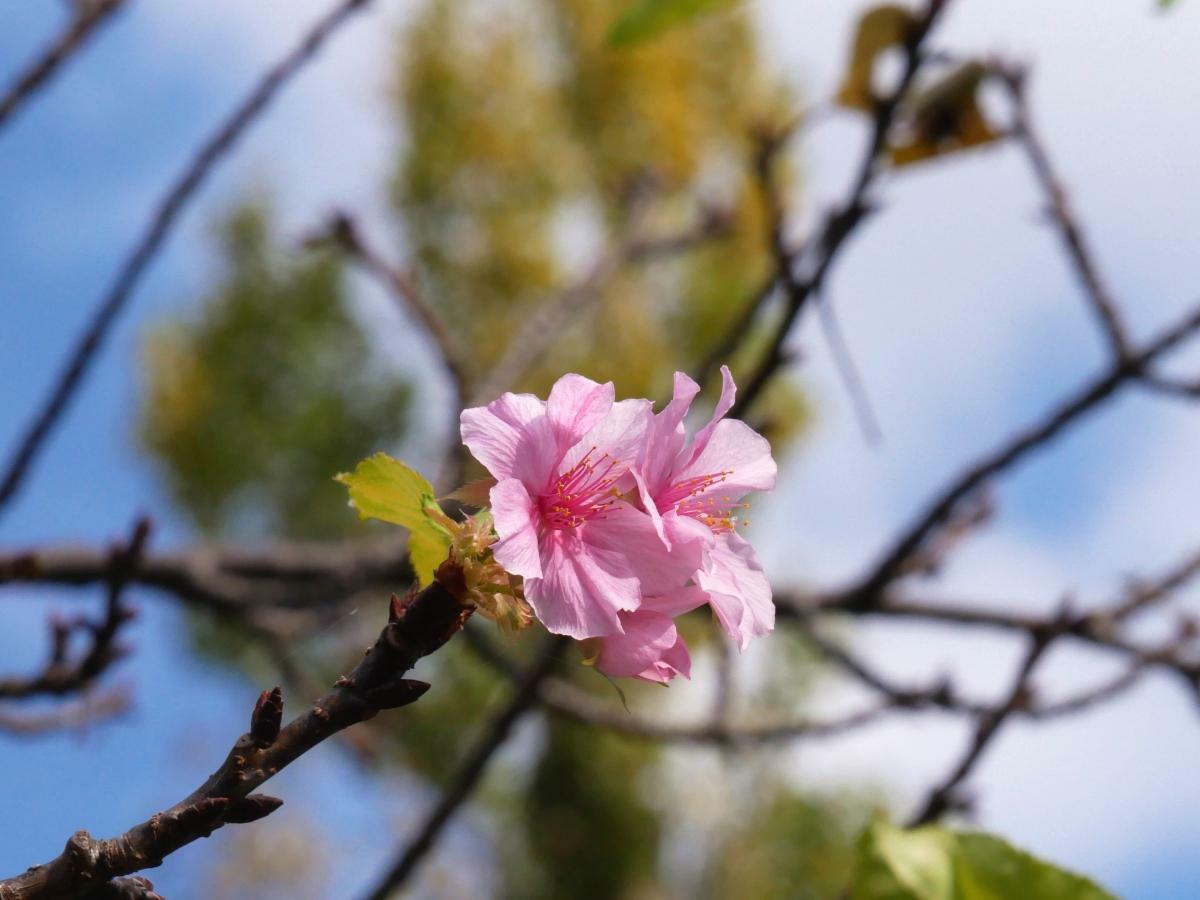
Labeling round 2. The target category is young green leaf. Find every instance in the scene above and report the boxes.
[607,0,743,47]
[889,62,1001,166]
[852,815,1116,900]
[335,452,452,587]
[836,4,917,111]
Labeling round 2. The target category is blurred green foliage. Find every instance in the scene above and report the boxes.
[608,0,745,47]
[140,202,410,539]
[396,0,804,439]
[850,816,1116,900]
[705,786,864,900]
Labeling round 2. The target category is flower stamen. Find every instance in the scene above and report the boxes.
[541,449,625,529]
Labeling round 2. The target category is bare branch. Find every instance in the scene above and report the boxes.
[0,536,410,620]
[314,211,470,408]
[0,0,379,519]
[468,191,732,407]
[0,687,130,738]
[841,303,1200,609]
[0,518,148,701]
[908,626,1057,826]
[0,0,126,135]
[360,636,566,900]
[730,0,955,419]
[1000,65,1130,360]
[0,564,475,899]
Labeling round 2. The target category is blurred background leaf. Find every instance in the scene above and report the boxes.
[607,0,745,47]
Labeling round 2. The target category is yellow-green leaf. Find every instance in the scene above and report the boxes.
[607,0,744,47]
[889,62,1001,167]
[335,452,452,586]
[836,4,916,111]
[852,815,1116,900]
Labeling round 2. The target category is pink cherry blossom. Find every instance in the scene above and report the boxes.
[634,366,777,650]
[593,587,708,684]
[461,374,698,640]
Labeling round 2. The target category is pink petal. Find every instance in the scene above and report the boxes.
[640,373,699,495]
[661,509,715,556]
[677,418,776,502]
[632,468,669,547]
[460,392,558,488]
[594,610,677,679]
[582,503,701,596]
[687,364,737,464]
[640,584,709,618]
[546,374,614,453]
[489,478,542,580]
[525,528,640,639]
[635,631,692,683]
[560,398,652,485]
[696,532,774,651]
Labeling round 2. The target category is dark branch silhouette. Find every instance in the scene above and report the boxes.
[0,0,380,520]
[0,0,127,135]
[0,564,475,899]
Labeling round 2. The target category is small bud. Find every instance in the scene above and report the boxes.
[224,793,285,824]
[250,687,283,746]
[364,678,431,710]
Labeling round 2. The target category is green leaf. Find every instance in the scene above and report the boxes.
[1160,0,1181,8]
[836,4,916,111]
[607,0,743,47]
[335,452,452,587]
[852,815,1116,900]
[889,62,1001,167]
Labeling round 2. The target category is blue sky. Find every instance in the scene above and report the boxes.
[3,0,1200,897]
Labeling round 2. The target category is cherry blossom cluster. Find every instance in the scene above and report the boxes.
[460,367,775,682]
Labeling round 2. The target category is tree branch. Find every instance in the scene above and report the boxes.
[360,636,567,900]
[1000,64,1130,360]
[467,191,732,408]
[0,0,380,519]
[315,211,470,410]
[0,0,127,135]
[908,626,1057,826]
[730,0,955,419]
[840,302,1200,609]
[0,565,475,899]
[0,687,130,739]
[0,518,148,701]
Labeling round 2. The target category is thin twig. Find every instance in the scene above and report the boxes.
[359,636,566,900]
[0,0,126,134]
[317,212,469,409]
[0,565,475,899]
[842,303,1200,609]
[1000,65,1130,360]
[0,687,130,738]
[468,197,732,407]
[730,0,955,419]
[908,627,1057,826]
[0,0,379,519]
[0,518,148,701]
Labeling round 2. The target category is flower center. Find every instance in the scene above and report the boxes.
[540,449,623,529]
[660,471,744,533]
